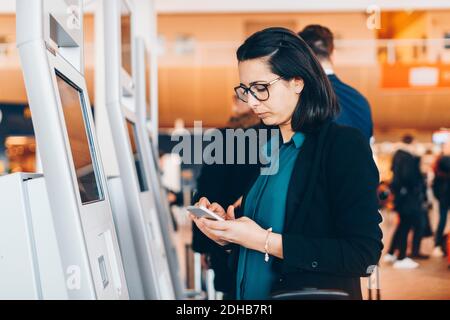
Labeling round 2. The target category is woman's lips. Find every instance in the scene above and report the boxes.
[256,112,270,118]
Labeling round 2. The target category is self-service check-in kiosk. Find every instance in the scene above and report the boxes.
[134,38,184,299]
[97,0,181,299]
[16,0,129,299]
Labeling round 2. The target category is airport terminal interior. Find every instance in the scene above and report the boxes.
[0,0,449,300]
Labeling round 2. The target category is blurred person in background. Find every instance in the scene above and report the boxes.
[158,149,183,232]
[384,135,428,268]
[191,95,264,299]
[431,140,450,257]
[298,25,373,142]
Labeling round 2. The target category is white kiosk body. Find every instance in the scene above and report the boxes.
[99,0,177,299]
[16,0,129,299]
[0,173,67,299]
[134,38,184,299]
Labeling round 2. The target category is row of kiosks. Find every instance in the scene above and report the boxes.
[0,0,183,300]
[7,0,129,299]
[97,0,184,299]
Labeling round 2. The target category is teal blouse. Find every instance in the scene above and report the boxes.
[236,132,305,300]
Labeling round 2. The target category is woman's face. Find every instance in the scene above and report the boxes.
[237,57,304,127]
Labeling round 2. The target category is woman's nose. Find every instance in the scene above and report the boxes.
[247,93,260,109]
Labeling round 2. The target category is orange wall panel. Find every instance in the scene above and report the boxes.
[158,67,237,128]
[381,63,450,88]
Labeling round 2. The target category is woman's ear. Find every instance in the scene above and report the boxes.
[292,77,304,94]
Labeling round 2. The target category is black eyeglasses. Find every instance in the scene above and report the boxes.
[234,77,282,103]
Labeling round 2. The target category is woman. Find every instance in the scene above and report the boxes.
[190,27,383,300]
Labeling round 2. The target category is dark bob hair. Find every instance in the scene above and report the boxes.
[236,27,339,132]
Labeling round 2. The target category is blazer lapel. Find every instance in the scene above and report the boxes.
[284,132,317,229]
[284,121,332,230]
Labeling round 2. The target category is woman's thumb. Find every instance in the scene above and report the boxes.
[226,205,236,220]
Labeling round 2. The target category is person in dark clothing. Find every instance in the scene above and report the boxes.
[432,150,450,257]
[384,134,429,269]
[191,97,264,298]
[190,28,383,300]
[298,25,373,141]
[388,147,428,268]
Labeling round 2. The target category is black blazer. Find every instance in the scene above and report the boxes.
[229,120,383,300]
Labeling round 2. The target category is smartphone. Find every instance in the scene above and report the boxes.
[186,205,225,221]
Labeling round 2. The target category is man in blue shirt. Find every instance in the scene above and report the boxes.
[299,25,373,141]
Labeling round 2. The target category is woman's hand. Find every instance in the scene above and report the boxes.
[190,197,266,251]
[199,215,267,252]
[190,198,283,258]
[190,197,236,246]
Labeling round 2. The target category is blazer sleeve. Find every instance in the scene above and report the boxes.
[282,127,383,277]
[191,161,228,254]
